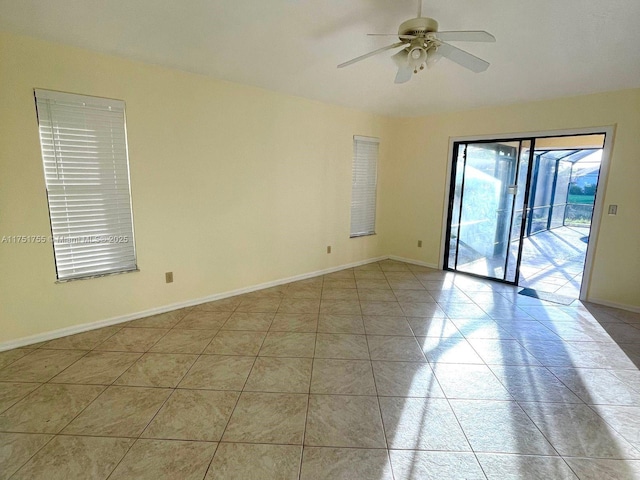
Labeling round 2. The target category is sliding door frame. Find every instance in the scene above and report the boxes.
[439,126,615,301]
[443,139,531,285]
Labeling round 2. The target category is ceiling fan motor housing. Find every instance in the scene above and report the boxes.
[398,17,438,38]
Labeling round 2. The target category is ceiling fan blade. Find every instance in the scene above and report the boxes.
[391,49,408,66]
[392,50,413,84]
[337,41,406,68]
[395,65,413,84]
[438,42,490,73]
[437,31,496,42]
[367,33,417,40]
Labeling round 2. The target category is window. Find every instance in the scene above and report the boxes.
[350,136,379,237]
[34,89,137,281]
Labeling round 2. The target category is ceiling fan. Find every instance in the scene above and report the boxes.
[338,1,496,83]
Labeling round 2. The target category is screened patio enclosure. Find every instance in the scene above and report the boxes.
[520,148,602,236]
[445,136,604,296]
[517,148,602,296]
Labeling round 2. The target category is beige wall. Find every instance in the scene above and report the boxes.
[1,31,638,346]
[0,32,388,344]
[379,89,640,308]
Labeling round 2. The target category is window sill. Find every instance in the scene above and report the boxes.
[350,233,377,239]
[55,267,140,284]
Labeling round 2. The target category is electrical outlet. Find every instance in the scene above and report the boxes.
[165,272,173,283]
[327,246,332,254]
[608,204,618,215]
[417,240,423,248]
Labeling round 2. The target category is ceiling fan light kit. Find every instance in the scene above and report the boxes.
[338,1,495,84]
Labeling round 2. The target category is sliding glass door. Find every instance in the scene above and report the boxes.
[444,133,606,293]
[445,140,531,283]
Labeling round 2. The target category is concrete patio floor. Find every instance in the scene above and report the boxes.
[453,226,590,299]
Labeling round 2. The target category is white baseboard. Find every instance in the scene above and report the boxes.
[0,256,388,352]
[587,297,640,314]
[387,255,439,269]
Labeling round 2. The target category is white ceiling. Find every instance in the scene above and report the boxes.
[1,0,639,116]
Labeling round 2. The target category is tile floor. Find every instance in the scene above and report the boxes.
[1,259,640,479]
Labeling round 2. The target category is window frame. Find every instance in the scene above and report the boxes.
[349,135,379,238]
[34,89,138,282]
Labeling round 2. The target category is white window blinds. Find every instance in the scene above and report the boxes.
[350,136,379,237]
[34,89,137,281]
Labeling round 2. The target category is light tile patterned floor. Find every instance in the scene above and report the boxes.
[1,260,640,479]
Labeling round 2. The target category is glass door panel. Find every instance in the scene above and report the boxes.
[446,141,523,282]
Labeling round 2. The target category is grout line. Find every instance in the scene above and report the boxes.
[6,430,58,479]
[363,328,395,479]
[208,318,274,458]
[443,386,488,478]
[198,318,273,480]
[196,437,222,480]
[297,316,318,480]
[41,350,93,385]
[103,437,141,480]
[512,400,568,460]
